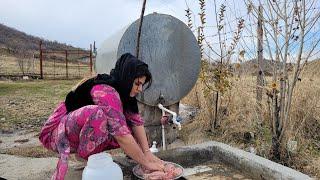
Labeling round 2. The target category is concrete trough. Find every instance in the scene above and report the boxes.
[115,141,312,180]
[0,141,312,179]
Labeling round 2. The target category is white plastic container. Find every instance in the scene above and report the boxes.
[82,152,123,180]
[150,141,159,153]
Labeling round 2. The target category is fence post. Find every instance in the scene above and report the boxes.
[39,41,43,79]
[90,44,93,75]
[65,50,68,79]
[53,58,56,79]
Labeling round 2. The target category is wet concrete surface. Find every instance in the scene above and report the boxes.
[0,140,310,179]
[0,154,251,180]
[132,162,251,179]
[115,155,252,180]
[184,161,252,180]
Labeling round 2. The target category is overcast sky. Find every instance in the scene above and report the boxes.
[1,0,319,60]
[0,0,245,49]
[0,0,200,49]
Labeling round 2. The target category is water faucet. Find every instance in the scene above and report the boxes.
[158,103,182,130]
[157,94,182,151]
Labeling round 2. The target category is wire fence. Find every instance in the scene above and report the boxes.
[0,41,94,80]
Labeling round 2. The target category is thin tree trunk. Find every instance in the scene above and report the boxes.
[256,5,264,125]
[213,92,219,129]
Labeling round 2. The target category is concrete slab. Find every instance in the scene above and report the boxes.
[156,141,312,180]
[0,141,312,180]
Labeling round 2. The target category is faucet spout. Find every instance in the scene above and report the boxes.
[158,103,182,130]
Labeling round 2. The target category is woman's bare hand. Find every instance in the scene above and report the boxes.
[144,161,164,171]
[145,151,164,164]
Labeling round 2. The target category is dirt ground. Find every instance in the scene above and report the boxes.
[0,131,253,180]
[0,130,83,180]
[0,78,319,179]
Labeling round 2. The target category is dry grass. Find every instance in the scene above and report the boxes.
[0,55,91,78]
[0,146,57,158]
[180,74,320,178]
[0,79,78,130]
[0,56,319,177]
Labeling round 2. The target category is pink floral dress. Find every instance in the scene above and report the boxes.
[39,84,144,180]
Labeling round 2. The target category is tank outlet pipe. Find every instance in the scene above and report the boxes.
[158,104,182,130]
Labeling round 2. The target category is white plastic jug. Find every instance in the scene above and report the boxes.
[150,141,159,153]
[82,152,123,180]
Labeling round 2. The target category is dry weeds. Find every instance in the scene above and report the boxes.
[181,74,320,178]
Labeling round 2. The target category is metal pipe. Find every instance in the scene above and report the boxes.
[158,104,181,130]
[158,103,182,151]
[90,44,93,75]
[160,102,166,150]
[162,125,166,151]
[136,0,147,58]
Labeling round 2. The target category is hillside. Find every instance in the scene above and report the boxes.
[0,23,83,56]
[301,59,320,78]
[236,59,294,76]
[237,58,320,77]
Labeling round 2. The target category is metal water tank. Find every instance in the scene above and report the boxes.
[96,13,200,145]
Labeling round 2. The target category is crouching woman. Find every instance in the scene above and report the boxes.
[39,53,164,180]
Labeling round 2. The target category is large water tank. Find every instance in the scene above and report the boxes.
[96,13,201,107]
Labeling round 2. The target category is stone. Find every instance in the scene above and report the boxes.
[22,76,29,80]
[233,174,245,179]
[167,139,185,149]
[1,128,14,134]
[249,146,256,154]
[179,104,198,124]
[287,140,298,153]
[14,139,29,143]
[244,131,255,142]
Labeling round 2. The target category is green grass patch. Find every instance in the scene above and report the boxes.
[0,79,78,129]
[0,146,57,158]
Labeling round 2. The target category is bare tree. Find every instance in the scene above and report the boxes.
[16,48,32,75]
[186,0,244,132]
[245,0,320,161]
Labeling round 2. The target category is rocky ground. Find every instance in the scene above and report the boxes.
[0,102,202,180]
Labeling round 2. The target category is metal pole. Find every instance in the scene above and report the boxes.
[90,44,93,75]
[39,41,43,79]
[136,0,147,58]
[53,57,56,79]
[93,41,96,56]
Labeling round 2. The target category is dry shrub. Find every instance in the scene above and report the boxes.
[180,79,211,144]
[285,76,320,176]
[289,76,320,144]
[219,77,258,140]
[181,74,320,178]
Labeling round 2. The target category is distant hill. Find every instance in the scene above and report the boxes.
[301,59,320,78]
[233,58,320,78]
[0,23,83,57]
[235,59,294,76]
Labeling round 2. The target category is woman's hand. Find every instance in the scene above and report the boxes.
[145,151,163,164]
[143,160,164,171]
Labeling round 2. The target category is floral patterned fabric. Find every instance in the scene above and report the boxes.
[39,84,144,180]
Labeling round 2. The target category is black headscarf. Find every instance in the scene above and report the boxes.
[65,53,152,113]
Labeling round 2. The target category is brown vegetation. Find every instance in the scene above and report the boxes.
[181,69,320,178]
